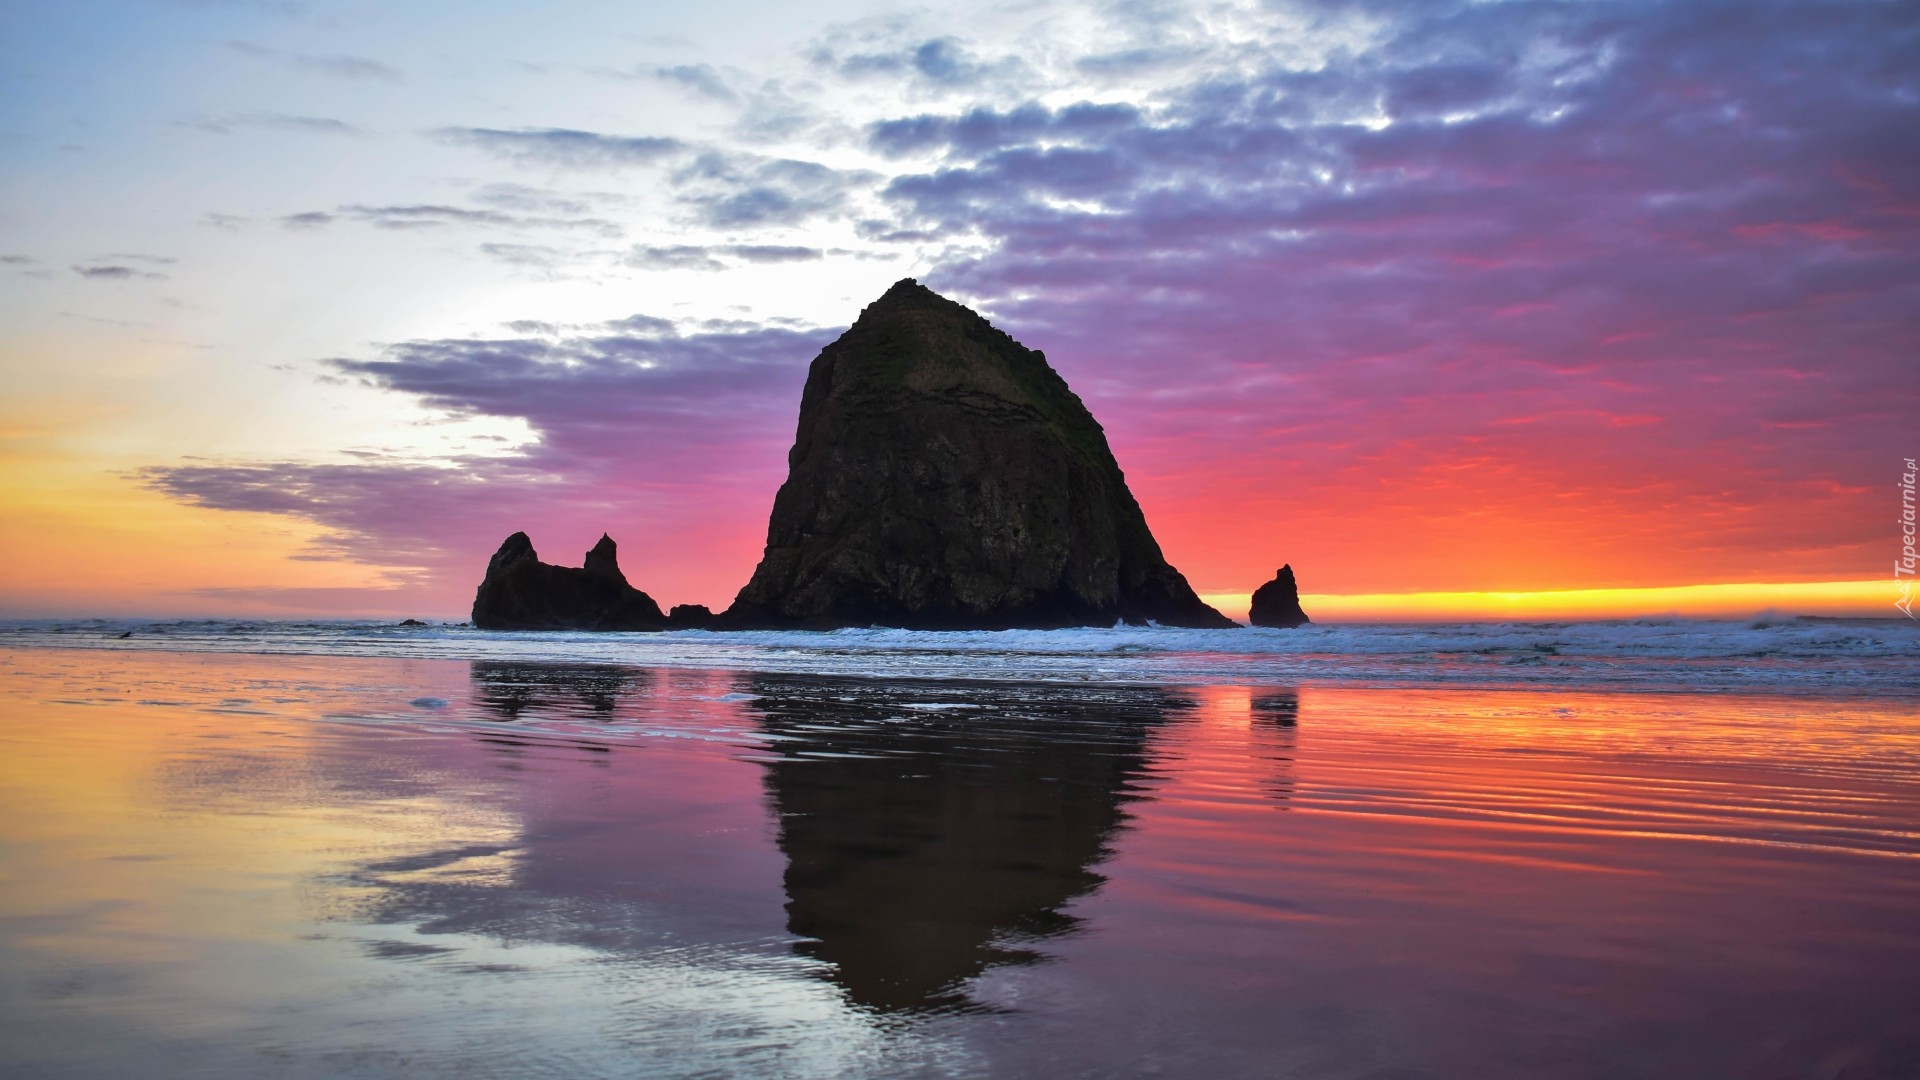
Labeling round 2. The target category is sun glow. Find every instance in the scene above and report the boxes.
[1201,580,1894,623]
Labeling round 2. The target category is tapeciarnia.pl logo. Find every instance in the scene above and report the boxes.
[1898,457,1917,620]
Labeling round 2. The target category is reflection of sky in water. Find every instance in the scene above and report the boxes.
[2,647,1918,1077]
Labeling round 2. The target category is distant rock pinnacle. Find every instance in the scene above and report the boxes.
[1249,565,1310,628]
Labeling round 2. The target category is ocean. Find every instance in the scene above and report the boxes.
[5,615,1916,696]
[0,621,1916,1077]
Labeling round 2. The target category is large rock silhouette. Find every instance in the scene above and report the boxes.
[723,279,1234,630]
[1249,564,1311,628]
[471,532,667,631]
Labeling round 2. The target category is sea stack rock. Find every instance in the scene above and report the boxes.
[471,532,668,631]
[666,604,716,629]
[723,279,1235,630]
[1249,565,1311,628]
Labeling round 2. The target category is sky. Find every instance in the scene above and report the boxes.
[1,0,1914,621]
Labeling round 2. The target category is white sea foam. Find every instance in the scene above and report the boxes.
[3,617,1914,695]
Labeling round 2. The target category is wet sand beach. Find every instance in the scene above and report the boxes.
[2,646,1917,1078]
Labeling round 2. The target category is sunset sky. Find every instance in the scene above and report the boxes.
[2,0,1913,621]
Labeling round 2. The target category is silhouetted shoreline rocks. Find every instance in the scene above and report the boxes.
[1249,565,1311,628]
[471,532,667,631]
[471,279,1270,632]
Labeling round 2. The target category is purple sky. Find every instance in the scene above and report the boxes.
[5,0,1915,616]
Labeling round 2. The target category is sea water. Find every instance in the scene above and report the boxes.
[4,616,1916,695]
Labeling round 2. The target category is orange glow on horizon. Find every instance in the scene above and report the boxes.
[0,445,396,616]
[1200,579,1897,623]
[0,421,1898,623]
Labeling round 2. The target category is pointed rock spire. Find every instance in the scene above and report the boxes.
[583,533,624,581]
[722,279,1234,629]
[1249,565,1311,628]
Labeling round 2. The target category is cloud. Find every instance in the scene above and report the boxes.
[583,65,825,142]
[1073,45,1207,79]
[603,314,676,335]
[478,243,570,270]
[73,256,171,280]
[724,244,823,264]
[226,40,402,81]
[869,102,1143,159]
[469,184,593,215]
[653,63,741,103]
[141,317,839,604]
[624,243,825,271]
[624,245,726,271]
[182,113,364,136]
[294,54,401,81]
[142,461,500,574]
[671,152,877,228]
[817,34,1032,92]
[436,127,685,169]
[278,203,621,236]
[730,81,834,143]
[339,204,520,229]
[1382,61,1512,119]
[590,60,742,103]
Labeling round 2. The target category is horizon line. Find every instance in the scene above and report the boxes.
[0,579,1906,625]
[1201,579,1901,623]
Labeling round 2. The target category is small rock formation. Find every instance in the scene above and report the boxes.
[471,532,667,631]
[1248,565,1311,628]
[398,619,427,627]
[666,604,716,629]
[723,279,1234,630]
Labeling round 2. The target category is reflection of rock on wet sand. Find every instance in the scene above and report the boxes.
[1250,690,1300,806]
[339,665,1304,1017]
[1251,691,1299,726]
[468,661,651,721]
[744,676,1193,1013]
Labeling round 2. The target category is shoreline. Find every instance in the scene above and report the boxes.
[2,615,1915,701]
